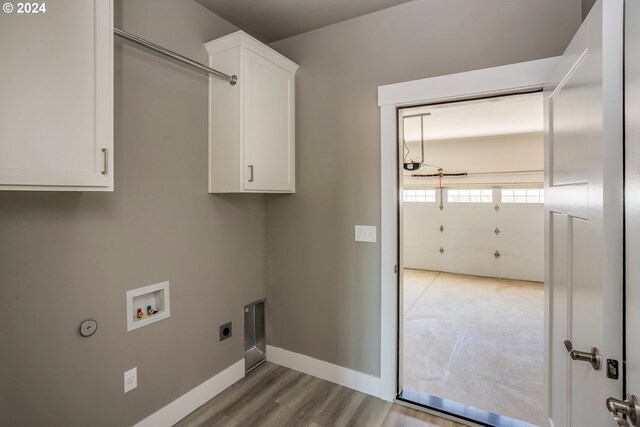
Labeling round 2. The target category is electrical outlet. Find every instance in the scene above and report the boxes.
[219,321,232,341]
[124,367,137,393]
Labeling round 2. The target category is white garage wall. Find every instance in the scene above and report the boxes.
[403,133,544,188]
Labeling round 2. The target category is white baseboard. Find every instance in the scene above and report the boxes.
[266,345,381,398]
[135,347,382,427]
[134,359,244,427]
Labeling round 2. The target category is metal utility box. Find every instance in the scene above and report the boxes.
[244,299,266,373]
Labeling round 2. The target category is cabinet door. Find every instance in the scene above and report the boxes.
[0,0,113,191]
[243,49,294,192]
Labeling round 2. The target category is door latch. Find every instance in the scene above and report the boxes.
[563,339,601,370]
[606,394,640,427]
[607,359,620,380]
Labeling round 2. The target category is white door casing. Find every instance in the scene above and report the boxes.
[545,0,624,426]
[378,57,559,402]
[397,109,405,394]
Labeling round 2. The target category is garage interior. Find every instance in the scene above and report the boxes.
[400,93,545,426]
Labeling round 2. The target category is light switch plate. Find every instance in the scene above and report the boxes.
[124,367,137,393]
[355,225,376,243]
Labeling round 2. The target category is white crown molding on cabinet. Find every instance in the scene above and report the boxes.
[204,31,299,74]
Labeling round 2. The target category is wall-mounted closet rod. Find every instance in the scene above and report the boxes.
[114,28,237,85]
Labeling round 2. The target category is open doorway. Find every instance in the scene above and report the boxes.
[397,92,544,426]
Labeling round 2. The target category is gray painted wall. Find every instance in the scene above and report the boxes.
[266,0,582,376]
[0,1,266,426]
[0,0,586,424]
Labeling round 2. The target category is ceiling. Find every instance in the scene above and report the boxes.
[402,93,544,142]
[194,0,413,43]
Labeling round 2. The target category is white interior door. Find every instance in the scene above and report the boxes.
[545,0,624,426]
[623,0,640,425]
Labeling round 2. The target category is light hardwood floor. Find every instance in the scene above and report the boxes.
[175,362,466,427]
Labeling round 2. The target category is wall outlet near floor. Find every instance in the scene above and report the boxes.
[219,321,232,341]
[355,225,376,243]
[124,367,137,393]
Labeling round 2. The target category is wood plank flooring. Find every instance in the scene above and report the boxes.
[175,362,467,427]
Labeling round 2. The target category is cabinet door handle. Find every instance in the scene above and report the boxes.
[248,165,254,182]
[101,148,108,175]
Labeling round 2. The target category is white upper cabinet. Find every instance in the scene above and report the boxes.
[205,31,298,193]
[0,0,113,191]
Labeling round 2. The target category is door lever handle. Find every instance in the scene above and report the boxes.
[606,394,640,427]
[563,339,601,370]
[611,415,630,427]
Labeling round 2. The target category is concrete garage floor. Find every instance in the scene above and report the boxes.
[402,269,544,426]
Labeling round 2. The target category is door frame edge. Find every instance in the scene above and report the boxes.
[377,56,560,404]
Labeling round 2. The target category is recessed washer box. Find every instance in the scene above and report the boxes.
[126,281,170,332]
